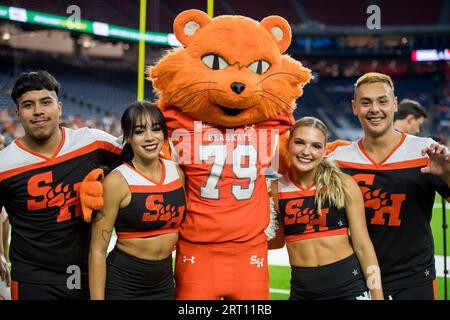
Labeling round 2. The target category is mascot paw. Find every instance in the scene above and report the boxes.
[80,168,105,223]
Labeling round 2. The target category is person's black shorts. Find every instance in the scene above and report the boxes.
[11,280,89,300]
[290,253,370,300]
[384,280,436,300]
[105,246,175,300]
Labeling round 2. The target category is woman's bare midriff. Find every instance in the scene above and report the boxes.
[116,232,178,261]
[287,234,354,267]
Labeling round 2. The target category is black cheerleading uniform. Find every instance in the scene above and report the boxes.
[105,158,186,300]
[277,173,370,300]
[330,133,450,300]
[0,127,121,300]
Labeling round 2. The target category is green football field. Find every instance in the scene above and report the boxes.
[268,194,450,300]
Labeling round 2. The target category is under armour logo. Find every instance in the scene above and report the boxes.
[182,255,195,264]
[250,255,264,268]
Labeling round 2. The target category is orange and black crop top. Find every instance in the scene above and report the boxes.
[277,173,348,243]
[112,158,186,239]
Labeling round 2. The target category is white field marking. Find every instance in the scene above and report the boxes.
[270,288,289,295]
[435,255,450,278]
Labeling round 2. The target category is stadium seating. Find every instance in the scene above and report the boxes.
[379,0,443,25]
[301,0,367,26]
[0,0,447,142]
[2,0,445,31]
[1,61,446,142]
[0,63,143,119]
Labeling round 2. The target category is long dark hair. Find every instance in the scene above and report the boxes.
[119,101,168,164]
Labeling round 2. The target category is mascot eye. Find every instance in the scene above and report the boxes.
[202,54,229,70]
[248,60,270,74]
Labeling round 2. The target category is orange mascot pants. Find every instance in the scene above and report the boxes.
[175,235,269,300]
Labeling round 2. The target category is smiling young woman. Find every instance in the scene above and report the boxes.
[88,101,186,300]
[269,117,383,300]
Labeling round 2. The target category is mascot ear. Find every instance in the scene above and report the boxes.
[260,16,292,53]
[174,9,211,47]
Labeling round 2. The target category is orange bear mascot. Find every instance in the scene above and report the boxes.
[80,9,346,299]
[148,9,311,300]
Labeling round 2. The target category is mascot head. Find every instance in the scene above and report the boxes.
[149,9,311,127]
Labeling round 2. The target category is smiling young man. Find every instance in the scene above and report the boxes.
[329,72,450,300]
[0,71,121,299]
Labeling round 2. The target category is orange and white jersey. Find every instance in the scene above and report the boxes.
[163,106,294,243]
[329,133,450,289]
[0,127,121,284]
[112,158,186,239]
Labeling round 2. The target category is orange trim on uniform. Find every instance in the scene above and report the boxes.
[0,141,121,181]
[287,173,316,192]
[53,127,67,158]
[285,227,348,243]
[433,279,437,300]
[125,160,166,185]
[336,158,429,171]
[117,228,178,239]
[11,280,18,300]
[278,189,316,199]
[357,132,406,166]
[129,179,183,193]
[14,127,66,160]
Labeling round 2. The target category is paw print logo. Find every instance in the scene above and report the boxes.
[360,186,388,210]
[46,183,74,207]
[296,208,315,224]
[158,204,178,222]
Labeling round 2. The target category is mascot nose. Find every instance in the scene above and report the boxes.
[231,82,245,94]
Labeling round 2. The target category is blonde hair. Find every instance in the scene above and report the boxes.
[289,117,349,213]
[354,72,395,98]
